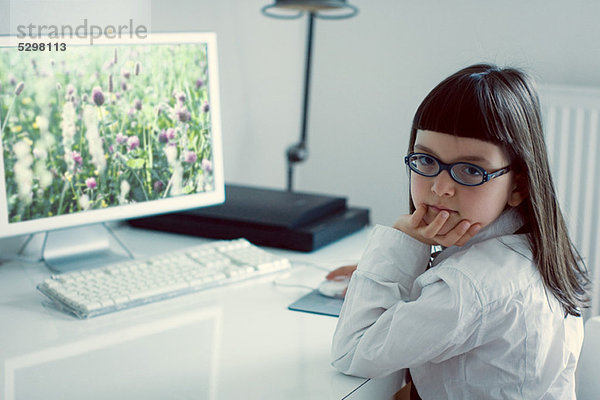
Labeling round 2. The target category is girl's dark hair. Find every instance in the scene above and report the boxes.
[408,63,589,317]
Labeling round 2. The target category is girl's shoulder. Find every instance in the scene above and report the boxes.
[427,233,540,305]
[436,232,533,273]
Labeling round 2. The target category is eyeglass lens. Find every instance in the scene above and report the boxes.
[407,154,485,185]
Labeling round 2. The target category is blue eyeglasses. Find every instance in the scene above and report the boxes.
[404,152,511,186]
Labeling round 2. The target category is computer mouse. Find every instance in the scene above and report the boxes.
[317,276,350,299]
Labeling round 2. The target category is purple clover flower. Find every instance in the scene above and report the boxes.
[122,69,131,79]
[176,106,191,123]
[127,135,140,151]
[14,82,25,96]
[72,151,83,165]
[86,177,97,189]
[184,151,197,164]
[201,159,213,173]
[153,180,164,193]
[202,101,210,113]
[195,79,203,89]
[91,86,105,106]
[158,130,169,143]
[116,132,127,144]
[167,128,176,140]
[134,98,142,111]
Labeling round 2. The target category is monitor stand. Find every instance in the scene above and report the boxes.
[42,224,132,273]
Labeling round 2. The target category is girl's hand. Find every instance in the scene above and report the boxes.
[325,265,357,299]
[393,204,481,247]
[326,265,357,281]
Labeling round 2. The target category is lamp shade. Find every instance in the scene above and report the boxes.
[261,0,358,19]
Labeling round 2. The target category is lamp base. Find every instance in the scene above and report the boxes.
[128,184,370,252]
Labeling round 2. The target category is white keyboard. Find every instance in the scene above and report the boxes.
[37,239,291,319]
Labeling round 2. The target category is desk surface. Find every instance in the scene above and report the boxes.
[0,224,404,400]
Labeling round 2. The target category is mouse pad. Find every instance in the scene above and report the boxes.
[288,290,344,317]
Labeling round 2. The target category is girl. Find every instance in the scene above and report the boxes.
[330,64,589,399]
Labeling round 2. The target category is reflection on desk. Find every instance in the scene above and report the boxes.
[0,224,405,399]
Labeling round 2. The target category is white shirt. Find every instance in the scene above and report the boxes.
[331,209,583,399]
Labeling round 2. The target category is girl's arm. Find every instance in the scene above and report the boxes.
[331,209,482,378]
[324,205,480,295]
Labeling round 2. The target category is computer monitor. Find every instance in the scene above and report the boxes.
[0,32,225,271]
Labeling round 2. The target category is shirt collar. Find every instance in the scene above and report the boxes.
[432,207,525,267]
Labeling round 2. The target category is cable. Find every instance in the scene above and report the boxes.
[271,260,332,291]
[288,259,330,271]
[272,280,316,291]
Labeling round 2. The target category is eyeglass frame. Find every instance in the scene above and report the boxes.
[404,152,511,187]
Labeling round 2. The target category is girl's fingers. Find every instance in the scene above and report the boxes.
[436,220,471,247]
[394,207,482,248]
[409,204,428,228]
[438,221,482,247]
[454,223,481,247]
[420,210,450,238]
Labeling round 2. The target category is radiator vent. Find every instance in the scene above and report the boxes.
[539,85,600,317]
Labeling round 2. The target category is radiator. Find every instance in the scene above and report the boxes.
[539,85,600,317]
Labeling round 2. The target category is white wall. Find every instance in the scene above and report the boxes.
[2,0,600,225]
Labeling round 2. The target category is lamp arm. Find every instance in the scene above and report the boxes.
[286,11,315,191]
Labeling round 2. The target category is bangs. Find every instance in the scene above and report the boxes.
[412,67,517,145]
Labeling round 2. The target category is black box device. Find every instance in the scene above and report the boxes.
[128,184,370,252]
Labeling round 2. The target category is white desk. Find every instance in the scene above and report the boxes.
[0,224,405,400]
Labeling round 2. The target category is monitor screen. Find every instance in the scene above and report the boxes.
[0,32,225,240]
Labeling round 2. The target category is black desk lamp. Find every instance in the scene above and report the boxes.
[129,0,369,251]
[261,0,359,191]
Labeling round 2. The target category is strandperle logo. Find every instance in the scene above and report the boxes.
[16,19,148,44]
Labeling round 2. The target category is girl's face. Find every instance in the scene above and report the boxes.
[411,130,525,235]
